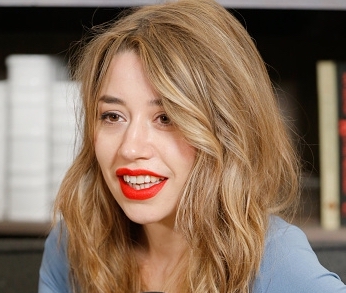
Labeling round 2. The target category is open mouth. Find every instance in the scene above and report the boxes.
[116,168,167,200]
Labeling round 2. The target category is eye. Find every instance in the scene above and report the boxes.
[100,112,124,124]
[157,113,172,126]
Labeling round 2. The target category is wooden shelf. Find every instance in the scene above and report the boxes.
[0,219,345,248]
[0,0,345,10]
[299,219,346,246]
[0,221,51,236]
[0,237,45,251]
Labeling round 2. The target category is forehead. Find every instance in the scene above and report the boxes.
[102,52,145,85]
[98,52,156,95]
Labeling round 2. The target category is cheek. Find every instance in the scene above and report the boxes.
[94,132,113,167]
[175,140,196,172]
[94,132,102,162]
[184,145,196,166]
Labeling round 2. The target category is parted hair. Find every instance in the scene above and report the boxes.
[55,0,300,292]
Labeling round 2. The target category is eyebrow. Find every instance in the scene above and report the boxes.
[149,98,163,106]
[98,95,125,105]
[98,95,163,106]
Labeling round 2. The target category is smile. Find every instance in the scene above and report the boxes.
[123,175,164,190]
[116,168,167,200]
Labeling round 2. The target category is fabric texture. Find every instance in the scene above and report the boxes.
[38,216,346,293]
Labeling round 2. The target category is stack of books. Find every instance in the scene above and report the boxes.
[0,81,6,221]
[317,60,346,230]
[0,54,78,223]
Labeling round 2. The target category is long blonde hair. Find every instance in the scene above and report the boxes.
[55,0,300,292]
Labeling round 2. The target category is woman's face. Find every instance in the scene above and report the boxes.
[95,51,196,226]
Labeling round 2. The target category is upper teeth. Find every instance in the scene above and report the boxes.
[123,175,162,184]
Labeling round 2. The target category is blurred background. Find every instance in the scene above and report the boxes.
[0,1,346,292]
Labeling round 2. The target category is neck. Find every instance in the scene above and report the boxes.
[136,221,188,293]
[140,219,187,261]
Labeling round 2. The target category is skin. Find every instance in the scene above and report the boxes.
[94,51,196,290]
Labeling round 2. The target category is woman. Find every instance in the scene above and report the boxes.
[39,0,346,292]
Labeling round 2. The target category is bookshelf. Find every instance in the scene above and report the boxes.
[1,2,346,239]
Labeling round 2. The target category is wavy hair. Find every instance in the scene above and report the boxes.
[55,0,300,292]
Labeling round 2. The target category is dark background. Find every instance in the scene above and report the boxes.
[1,7,346,175]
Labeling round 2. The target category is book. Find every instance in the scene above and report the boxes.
[317,60,340,230]
[50,80,79,206]
[337,62,346,226]
[5,54,59,222]
[0,81,7,220]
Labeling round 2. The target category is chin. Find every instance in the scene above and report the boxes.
[127,215,162,225]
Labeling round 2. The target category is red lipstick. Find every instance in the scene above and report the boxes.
[116,168,167,200]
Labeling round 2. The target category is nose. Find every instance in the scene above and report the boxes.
[117,118,154,161]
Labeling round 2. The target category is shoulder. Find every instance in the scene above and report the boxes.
[252,216,346,293]
[38,221,71,293]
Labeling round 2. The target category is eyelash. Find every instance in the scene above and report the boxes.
[99,111,173,127]
[99,112,123,124]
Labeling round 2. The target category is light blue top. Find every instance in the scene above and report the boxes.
[39,216,346,292]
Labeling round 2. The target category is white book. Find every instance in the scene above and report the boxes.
[9,175,50,221]
[0,81,7,220]
[7,54,59,86]
[317,60,340,230]
[50,80,79,206]
[6,54,58,222]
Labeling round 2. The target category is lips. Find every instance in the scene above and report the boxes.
[116,168,167,200]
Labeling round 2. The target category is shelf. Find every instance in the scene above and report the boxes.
[298,219,346,247]
[0,219,345,248]
[0,0,345,10]
[0,222,51,237]
[0,237,45,251]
